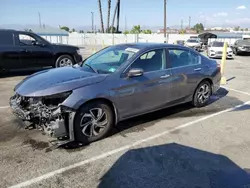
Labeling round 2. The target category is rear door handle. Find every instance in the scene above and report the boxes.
[21,49,28,52]
[194,68,202,71]
[160,74,170,79]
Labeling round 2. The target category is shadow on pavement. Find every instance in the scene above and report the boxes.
[64,87,244,150]
[111,87,229,137]
[98,143,250,188]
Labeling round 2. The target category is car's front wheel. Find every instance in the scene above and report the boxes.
[55,55,74,68]
[192,81,212,108]
[74,101,114,144]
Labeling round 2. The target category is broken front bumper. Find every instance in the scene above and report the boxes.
[9,93,76,143]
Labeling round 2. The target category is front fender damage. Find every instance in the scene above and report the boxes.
[9,93,76,146]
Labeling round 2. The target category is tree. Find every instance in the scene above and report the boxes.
[142,29,152,34]
[106,0,111,33]
[98,0,105,33]
[179,29,186,34]
[106,26,116,33]
[71,28,76,32]
[192,23,204,34]
[234,26,240,31]
[123,30,130,34]
[245,28,249,31]
[79,30,84,33]
[60,26,70,32]
[130,25,141,34]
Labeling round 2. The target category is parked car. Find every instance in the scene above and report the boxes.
[207,41,233,59]
[231,39,250,55]
[0,29,82,71]
[175,40,185,46]
[10,43,221,145]
[185,39,202,51]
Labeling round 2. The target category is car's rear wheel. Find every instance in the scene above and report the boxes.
[55,55,74,68]
[74,101,114,144]
[192,81,212,108]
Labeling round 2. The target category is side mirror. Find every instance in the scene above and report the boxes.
[127,68,143,77]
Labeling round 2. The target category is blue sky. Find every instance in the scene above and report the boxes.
[1,0,250,30]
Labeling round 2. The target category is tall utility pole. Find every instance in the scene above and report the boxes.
[125,15,127,31]
[189,16,191,29]
[181,19,183,30]
[91,12,94,33]
[116,0,121,33]
[164,0,167,43]
[38,12,42,28]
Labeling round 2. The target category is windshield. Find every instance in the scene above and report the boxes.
[187,39,198,43]
[212,42,224,47]
[81,45,138,74]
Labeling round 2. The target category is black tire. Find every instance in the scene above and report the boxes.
[234,48,239,56]
[192,81,212,108]
[74,101,114,144]
[55,55,74,68]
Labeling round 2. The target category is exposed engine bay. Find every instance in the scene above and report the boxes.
[9,92,75,141]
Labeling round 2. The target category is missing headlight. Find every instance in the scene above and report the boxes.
[42,91,72,106]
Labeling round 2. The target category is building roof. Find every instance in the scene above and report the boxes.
[26,27,69,36]
[199,32,244,39]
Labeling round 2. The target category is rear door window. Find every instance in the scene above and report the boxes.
[0,32,14,46]
[168,49,201,68]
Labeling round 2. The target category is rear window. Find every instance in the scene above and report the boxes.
[0,31,14,46]
[187,39,198,43]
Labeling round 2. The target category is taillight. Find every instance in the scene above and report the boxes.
[217,63,221,72]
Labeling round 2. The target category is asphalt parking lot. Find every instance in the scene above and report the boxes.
[1,48,250,188]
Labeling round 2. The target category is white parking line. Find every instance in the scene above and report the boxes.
[222,86,250,96]
[0,106,9,109]
[9,100,250,188]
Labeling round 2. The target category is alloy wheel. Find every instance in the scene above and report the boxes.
[59,58,73,67]
[80,108,108,137]
[197,84,211,104]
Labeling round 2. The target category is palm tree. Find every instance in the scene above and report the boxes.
[98,0,105,33]
[111,0,118,33]
[106,0,111,33]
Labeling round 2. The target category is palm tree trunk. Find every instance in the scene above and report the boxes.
[111,0,118,33]
[98,0,105,33]
[106,0,111,33]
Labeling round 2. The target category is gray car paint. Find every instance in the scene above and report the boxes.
[13,43,221,122]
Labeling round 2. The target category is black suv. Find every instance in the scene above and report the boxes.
[0,29,82,71]
[231,39,250,55]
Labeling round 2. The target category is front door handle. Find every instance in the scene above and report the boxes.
[194,68,202,71]
[160,74,170,79]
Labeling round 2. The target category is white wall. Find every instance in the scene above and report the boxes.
[39,33,245,46]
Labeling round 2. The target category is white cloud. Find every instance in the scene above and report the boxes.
[236,5,246,10]
[213,12,228,17]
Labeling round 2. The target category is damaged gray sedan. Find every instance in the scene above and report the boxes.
[10,43,221,145]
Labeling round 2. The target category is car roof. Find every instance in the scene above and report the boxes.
[114,42,187,50]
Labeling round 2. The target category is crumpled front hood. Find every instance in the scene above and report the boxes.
[15,67,107,97]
